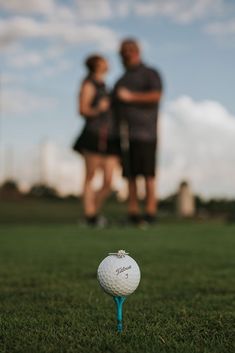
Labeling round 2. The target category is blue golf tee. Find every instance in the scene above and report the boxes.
[113,296,126,332]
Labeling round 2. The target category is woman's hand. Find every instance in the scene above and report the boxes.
[79,81,110,117]
[98,97,110,112]
[117,87,134,102]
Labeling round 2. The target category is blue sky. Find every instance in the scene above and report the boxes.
[1,0,235,197]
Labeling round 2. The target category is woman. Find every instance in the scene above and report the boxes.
[73,55,120,226]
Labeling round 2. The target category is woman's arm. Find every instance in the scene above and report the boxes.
[78,81,109,118]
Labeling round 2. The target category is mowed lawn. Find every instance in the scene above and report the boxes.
[0,212,235,352]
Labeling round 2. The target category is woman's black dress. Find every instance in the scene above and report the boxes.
[73,77,120,156]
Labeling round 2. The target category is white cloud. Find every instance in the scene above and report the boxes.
[75,0,113,21]
[0,0,56,15]
[1,73,24,85]
[4,45,67,70]
[39,60,71,77]
[0,0,229,27]
[0,0,228,57]
[8,51,44,68]
[73,0,227,24]
[159,96,235,198]
[205,19,235,35]
[2,89,57,115]
[0,0,128,22]
[0,16,118,51]
[74,0,134,21]
[134,0,224,24]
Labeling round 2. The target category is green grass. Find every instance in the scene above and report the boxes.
[0,200,83,224]
[0,221,235,353]
[0,199,127,224]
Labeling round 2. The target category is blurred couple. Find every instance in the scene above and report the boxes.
[73,38,163,226]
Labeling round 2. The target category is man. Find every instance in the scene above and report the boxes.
[114,38,163,225]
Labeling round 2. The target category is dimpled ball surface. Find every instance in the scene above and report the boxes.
[97,254,141,296]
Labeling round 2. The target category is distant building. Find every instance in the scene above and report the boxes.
[176,181,196,218]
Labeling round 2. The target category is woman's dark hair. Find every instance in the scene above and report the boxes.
[85,55,104,73]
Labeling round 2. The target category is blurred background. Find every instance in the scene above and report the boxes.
[1,0,235,221]
[1,4,235,352]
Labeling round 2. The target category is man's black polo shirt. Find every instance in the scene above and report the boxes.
[114,63,163,142]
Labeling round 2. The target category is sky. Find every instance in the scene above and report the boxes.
[1,0,235,198]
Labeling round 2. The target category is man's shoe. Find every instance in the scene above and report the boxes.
[143,213,158,225]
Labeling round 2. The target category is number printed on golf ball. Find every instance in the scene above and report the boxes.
[97,252,141,296]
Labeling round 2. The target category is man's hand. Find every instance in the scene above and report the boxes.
[117,87,162,104]
[117,87,134,103]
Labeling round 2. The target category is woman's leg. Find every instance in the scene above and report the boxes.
[95,155,119,213]
[83,152,102,217]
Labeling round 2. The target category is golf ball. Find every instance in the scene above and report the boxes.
[97,250,141,296]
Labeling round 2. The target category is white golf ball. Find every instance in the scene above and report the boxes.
[97,250,141,297]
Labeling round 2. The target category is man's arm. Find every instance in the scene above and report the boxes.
[117,87,161,104]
